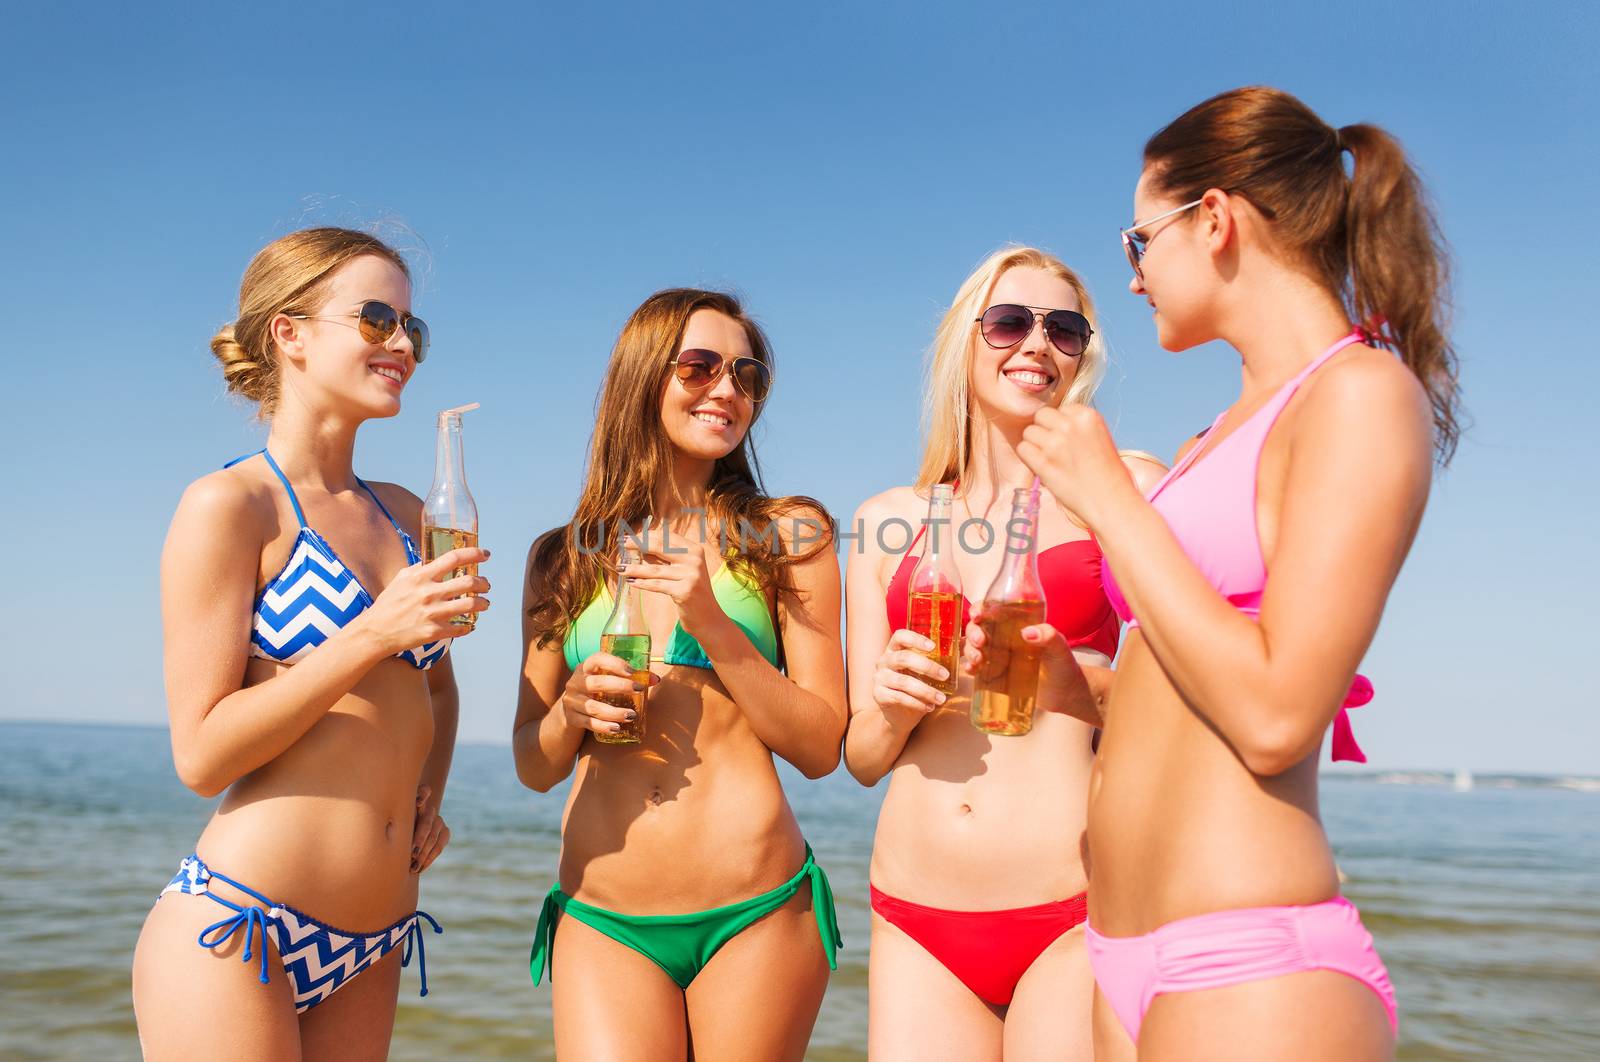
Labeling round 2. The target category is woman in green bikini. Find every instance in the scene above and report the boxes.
[513,289,848,1060]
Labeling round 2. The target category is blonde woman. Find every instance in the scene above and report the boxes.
[845,248,1163,1059]
[515,289,847,1060]
[133,228,487,1060]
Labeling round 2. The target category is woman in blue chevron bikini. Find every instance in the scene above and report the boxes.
[132,228,489,1061]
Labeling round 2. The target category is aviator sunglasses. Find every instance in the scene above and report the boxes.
[975,304,1094,358]
[1120,198,1204,279]
[288,300,431,364]
[669,348,772,403]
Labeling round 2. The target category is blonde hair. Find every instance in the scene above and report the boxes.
[915,246,1107,492]
[210,227,411,418]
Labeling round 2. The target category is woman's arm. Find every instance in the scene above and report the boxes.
[657,510,848,779]
[1020,355,1432,775]
[959,620,1122,731]
[511,534,646,792]
[375,480,462,808]
[162,474,486,798]
[409,654,460,873]
[512,538,589,792]
[420,661,459,802]
[842,490,947,786]
[959,454,1163,731]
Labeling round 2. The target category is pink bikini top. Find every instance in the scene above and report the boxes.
[1101,330,1373,763]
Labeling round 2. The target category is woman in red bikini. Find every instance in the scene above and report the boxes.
[975,87,1460,1060]
[844,246,1163,1059]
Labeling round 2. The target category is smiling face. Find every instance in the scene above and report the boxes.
[658,308,758,460]
[968,265,1085,424]
[271,254,418,421]
[1128,167,1221,352]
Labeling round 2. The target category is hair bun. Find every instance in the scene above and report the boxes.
[215,227,410,419]
[211,323,273,407]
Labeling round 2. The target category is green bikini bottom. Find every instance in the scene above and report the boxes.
[530,843,841,989]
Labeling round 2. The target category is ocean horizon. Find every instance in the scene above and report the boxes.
[2,720,1596,1060]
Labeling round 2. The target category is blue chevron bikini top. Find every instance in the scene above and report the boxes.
[226,450,450,671]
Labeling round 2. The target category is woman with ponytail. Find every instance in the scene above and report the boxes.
[967,87,1460,1059]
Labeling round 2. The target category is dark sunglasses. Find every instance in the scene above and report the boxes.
[669,348,772,403]
[288,300,430,364]
[975,304,1093,358]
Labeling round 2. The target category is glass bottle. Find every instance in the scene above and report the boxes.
[970,486,1047,735]
[595,534,651,745]
[421,405,480,629]
[906,484,963,696]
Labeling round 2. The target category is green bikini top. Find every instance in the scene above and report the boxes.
[562,560,781,672]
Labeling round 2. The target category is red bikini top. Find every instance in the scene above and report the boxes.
[884,523,1120,660]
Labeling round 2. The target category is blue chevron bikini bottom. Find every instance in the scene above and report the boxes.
[160,854,442,1013]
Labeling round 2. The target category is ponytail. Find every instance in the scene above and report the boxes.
[1339,123,1461,462]
[1145,87,1462,464]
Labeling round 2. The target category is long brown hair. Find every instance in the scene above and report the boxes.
[527,289,833,651]
[211,227,411,418]
[1144,86,1461,463]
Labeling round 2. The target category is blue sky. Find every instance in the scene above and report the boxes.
[3,1,1595,773]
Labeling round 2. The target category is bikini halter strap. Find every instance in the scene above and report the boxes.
[226,449,408,543]
[258,450,308,528]
[355,477,408,539]
[1296,329,1366,380]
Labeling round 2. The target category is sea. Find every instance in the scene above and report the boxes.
[1,721,1596,1060]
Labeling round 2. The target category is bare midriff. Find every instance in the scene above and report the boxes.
[557,668,807,913]
[192,654,434,930]
[1087,630,1339,936]
[869,677,1095,910]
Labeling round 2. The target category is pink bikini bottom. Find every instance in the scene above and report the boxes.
[1084,896,1398,1043]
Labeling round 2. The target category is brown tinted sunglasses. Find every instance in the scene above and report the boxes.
[288,300,430,363]
[669,348,771,402]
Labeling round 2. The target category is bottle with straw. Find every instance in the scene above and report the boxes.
[422,403,480,628]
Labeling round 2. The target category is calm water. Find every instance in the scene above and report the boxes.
[1,721,1596,1060]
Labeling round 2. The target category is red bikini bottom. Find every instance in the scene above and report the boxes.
[870,884,1089,1006]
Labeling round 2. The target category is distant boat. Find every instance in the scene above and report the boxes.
[1453,768,1474,792]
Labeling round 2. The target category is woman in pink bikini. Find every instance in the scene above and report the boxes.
[845,246,1163,1059]
[968,87,1460,1059]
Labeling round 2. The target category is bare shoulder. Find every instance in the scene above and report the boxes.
[364,481,426,537]
[853,484,922,529]
[163,465,275,579]
[1117,452,1168,494]
[174,464,273,533]
[1298,346,1432,449]
[1171,433,1206,468]
[1309,344,1430,411]
[850,484,925,561]
[525,526,567,595]
[766,498,835,553]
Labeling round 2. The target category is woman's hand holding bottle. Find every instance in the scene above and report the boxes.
[961,614,1096,723]
[871,628,950,727]
[355,547,491,655]
[619,526,726,640]
[562,652,659,737]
